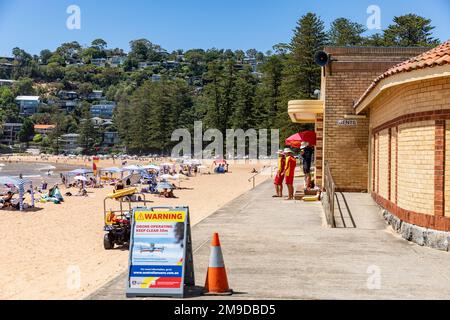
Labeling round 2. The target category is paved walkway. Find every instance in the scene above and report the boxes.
[89,180,450,300]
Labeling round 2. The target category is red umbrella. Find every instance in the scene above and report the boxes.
[214,159,227,165]
[285,131,316,148]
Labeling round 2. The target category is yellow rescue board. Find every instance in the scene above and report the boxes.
[106,187,137,199]
[303,195,320,202]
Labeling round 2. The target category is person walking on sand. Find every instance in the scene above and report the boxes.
[273,150,285,198]
[284,148,296,200]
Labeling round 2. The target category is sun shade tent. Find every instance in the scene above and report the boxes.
[100,167,124,174]
[0,176,35,211]
[285,131,317,148]
[68,168,93,175]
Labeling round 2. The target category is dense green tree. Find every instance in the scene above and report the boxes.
[362,33,386,46]
[231,67,258,130]
[78,115,100,154]
[283,12,328,99]
[39,49,53,65]
[18,118,35,145]
[12,78,36,96]
[55,41,82,64]
[91,39,108,51]
[256,55,285,128]
[277,12,327,140]
[383,14,440,47]
[329,18,366,46]
[0,86,14,106]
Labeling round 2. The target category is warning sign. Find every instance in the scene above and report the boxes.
[126,207,194,298]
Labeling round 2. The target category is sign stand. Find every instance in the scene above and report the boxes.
[184,211,195,287]
[126,206,195,298]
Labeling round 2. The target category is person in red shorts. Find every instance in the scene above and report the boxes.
[273,150,285,197]
[284,148,297,200]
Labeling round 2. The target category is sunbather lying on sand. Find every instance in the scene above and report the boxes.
[0,191,14,208]
[159,188,176,198]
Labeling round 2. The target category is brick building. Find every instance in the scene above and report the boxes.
[289,46,426,190]
[288,41,450,241]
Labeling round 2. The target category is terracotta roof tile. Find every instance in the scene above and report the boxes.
[355,40,450,109]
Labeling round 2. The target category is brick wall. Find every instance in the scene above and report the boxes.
[445,120,450,218]
[368,76,450,230]
[323,47,425,192]
[397,121,435,214]
[378,129,389,199]
[390,128,397,202]
[370,78,450,129]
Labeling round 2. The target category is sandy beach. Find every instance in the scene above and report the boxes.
[0,155,272,300]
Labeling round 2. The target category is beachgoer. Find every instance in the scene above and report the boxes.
[115,180,124,192]
[300,142,314,190]
[284,148,296,200]
[0,191,14,208]
[273,150,286,198]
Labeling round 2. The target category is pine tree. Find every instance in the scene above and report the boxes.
[78,114,99,154]
[277,12,326,141]
[283,12,328,99]
[256,55,285,128]
[329,18,366,46]
[232,67,258,130]
[383,14,440,47]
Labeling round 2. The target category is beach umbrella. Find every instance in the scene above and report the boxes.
[141,164,160,170]
[74,176,88,182]
[69,168,92,175]
[172,174,188,180]
[185,159,201,165]
[138,170,153,180]
[123,165,141,171]
[160,162,174,167]
[156,181,174,191]
[285,131,316,148]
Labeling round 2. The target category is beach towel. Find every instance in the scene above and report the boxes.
[41,186,64,204]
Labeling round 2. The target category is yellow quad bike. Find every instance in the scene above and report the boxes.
[103,187,151,250]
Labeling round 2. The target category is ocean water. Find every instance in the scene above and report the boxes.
[0,161,86,186]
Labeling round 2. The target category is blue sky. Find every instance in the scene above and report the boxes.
[0,0,449,56]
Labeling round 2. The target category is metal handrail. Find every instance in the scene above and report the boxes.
[323,161,336,228]
[248,165,270,189]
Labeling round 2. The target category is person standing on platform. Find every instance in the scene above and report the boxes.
[273,150,286,198]
[284,148,297,200]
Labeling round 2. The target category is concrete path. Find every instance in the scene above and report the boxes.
[88,181,450,300]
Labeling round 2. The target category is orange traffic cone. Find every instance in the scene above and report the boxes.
[204,233,233,295]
